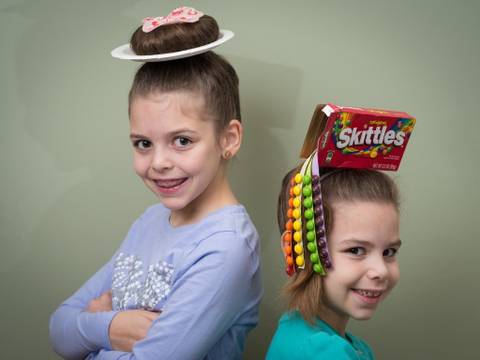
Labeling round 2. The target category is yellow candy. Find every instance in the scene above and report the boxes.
[293,231,302,242]
[292,209,301,219]
[296,255,305,266]
[294,243,303,254]
[370,150,378,159]
[293,220,302,231]
[293,197,301,208]
[294,174,303,184]
[293,185,301,196]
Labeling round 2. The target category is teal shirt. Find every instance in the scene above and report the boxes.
[266,311,374,360]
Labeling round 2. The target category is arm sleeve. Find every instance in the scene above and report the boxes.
[87,229,260,360]
[49,216,145,360]
[48,258,119,360]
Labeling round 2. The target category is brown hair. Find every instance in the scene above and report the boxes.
[277,107,400,324]
[128,14,240,132]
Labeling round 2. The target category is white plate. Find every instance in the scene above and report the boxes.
[111,29,234,62]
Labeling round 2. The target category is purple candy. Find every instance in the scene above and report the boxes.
[314,205,323,215]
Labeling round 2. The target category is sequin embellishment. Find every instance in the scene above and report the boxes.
[112,253,174,310]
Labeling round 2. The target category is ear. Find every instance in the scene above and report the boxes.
[220,119,243,159]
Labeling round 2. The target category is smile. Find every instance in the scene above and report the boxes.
[352,288,384,305]
[353,289,382,297]
[152,178,188,194]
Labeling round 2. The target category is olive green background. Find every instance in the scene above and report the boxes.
[1,0,479,359]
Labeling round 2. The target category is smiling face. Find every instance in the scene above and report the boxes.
[129,92,227,221]
[320,201,401,330]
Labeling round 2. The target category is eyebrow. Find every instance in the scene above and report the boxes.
[340,239,402,247]
[129,129,198,140]
[130,133,147,140]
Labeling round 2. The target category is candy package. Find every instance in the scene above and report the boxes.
[315,103,415,171]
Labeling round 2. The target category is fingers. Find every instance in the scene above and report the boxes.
[86,290,113,312]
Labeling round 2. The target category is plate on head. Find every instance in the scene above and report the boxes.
[111,29,234,62]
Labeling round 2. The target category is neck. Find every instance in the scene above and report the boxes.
[318,304,350,337]
[170,166,238,226]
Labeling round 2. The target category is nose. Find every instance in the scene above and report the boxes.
[151,147,173,173]
[366,256,389,281]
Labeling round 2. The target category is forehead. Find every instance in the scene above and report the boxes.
[131,91,206,118]
[129,91,216,134]
[329,201,399,246]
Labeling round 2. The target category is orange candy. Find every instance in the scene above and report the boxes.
[284,245,292,255]
[285,220,293,231]
[286,256,294,265]
[283,232,292,242]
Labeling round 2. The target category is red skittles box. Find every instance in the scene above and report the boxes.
[316,103,415,171]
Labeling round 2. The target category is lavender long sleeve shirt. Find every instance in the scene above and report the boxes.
[49,204,262,360]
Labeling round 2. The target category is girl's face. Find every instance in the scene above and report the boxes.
[320,201,401,327]
[129,92,224,217]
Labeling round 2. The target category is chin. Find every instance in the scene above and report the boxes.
[158,198,188,211]
[350,311,376,321]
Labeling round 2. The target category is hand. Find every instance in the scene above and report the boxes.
[109,310,160,352]
[87,291,113,312]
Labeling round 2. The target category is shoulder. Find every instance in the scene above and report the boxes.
[189,205,259,253]
[177,205,261,278]
[269,312,369,359]
[267,312,319,360]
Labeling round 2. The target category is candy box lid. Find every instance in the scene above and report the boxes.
[304,103,416,171]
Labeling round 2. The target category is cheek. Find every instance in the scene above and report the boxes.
[133,154,148,176]
[389,263,400,287]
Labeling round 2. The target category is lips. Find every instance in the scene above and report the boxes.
[152,177,188,194]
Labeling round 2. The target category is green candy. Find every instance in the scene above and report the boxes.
[302,186,312,197]
[303,197,313,208]
[310,253,319,263]
[306,220,315,230]
[307,242,316,252]
[313,264,322,273]
[306,231,315,242]
[304,209,314,220]
[302,175,312,185]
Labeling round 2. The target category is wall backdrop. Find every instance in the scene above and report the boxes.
[1,0,479,359]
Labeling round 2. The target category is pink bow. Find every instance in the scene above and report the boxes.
[142,6,204,33]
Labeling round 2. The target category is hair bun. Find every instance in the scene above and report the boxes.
[130,15,220,55]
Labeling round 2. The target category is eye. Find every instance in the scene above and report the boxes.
[173,136,192,148]
[383,248,398,257]
[133,139,151,150]
[347,247,366,256]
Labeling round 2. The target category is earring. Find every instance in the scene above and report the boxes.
[223,151,231,159]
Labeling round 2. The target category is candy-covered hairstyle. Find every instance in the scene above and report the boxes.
[277,107,400,324]
[128,14,240,131]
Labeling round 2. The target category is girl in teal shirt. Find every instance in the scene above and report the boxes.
[267,105,408,359]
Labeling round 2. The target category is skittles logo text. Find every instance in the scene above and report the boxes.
[336,126,406,149]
